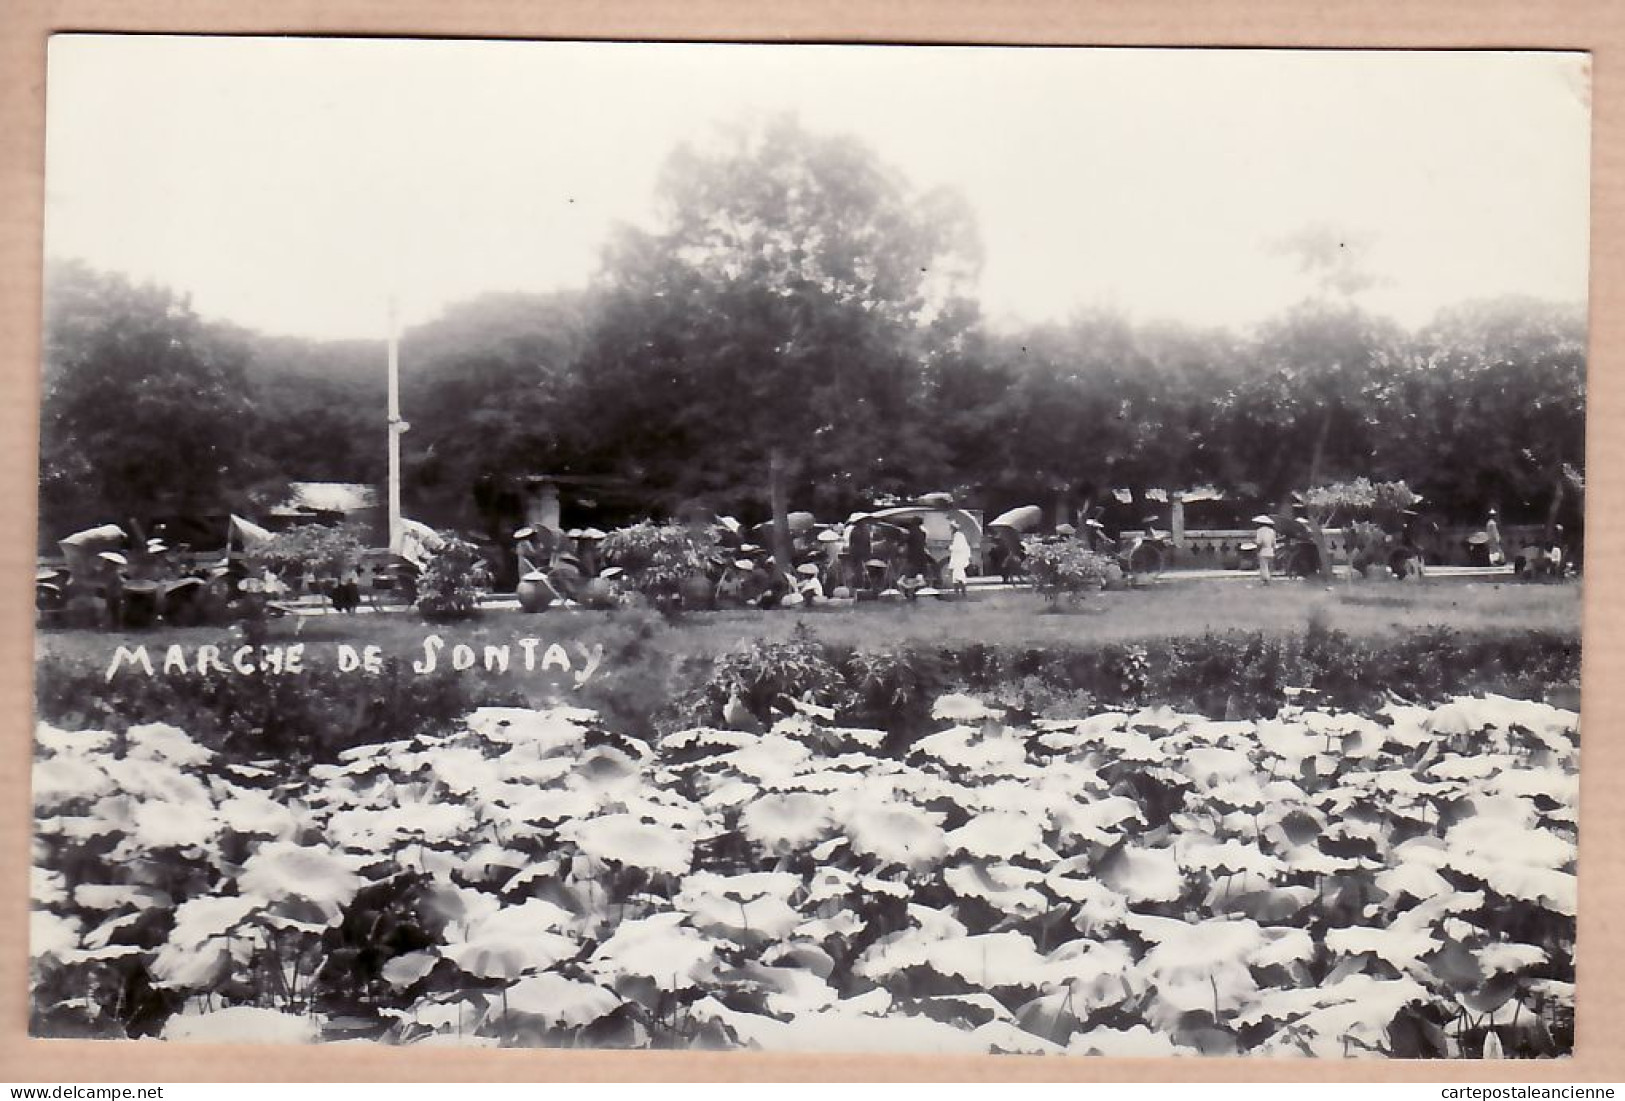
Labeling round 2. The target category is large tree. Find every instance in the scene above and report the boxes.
[39,262,263,539]
[573,115,980,568]
[240,331,386,488]
[399,290,593,531]
[1216,301,1402,504]
[989,318,1135,522]
[1379,297,1586,526]
[982,314,1243,524]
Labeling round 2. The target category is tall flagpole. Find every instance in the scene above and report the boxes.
[386,296,406,554]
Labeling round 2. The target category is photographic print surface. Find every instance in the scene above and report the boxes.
[31,37,1588,1057]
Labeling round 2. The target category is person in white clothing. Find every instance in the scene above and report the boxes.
[947,528,973,596]
[1485,508,1505,566]
[795,562,826,603]
[1253,515,1277,585]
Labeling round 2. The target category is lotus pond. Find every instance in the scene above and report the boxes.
[31,689,1577,1057]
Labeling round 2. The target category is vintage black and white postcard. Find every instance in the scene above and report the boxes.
[29,37,1588,1059]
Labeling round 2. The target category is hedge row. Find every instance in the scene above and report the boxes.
[35,621,1580,764]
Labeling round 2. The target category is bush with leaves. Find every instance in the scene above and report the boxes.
[1021,540,1116,602]
[980,674,1099,723]
[1303,478,1421,529]
[415,536,492,622]
[247,522,370,591]
[681,625,853,727]
[1346,520,1394,575]
[600,522,717,613]
[1100,644,1151,702]
[36,621,1580,764]
[840,646,944,728]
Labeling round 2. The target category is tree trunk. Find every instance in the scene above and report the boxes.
[1305,406,1333,492]
[1299,407,1336,579]
[1545,473,1566,543]
[1305,513,1332,580]
[769,448,793,575]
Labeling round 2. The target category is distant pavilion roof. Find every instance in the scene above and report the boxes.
[270,482,380,518]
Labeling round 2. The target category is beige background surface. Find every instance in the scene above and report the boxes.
[0,0,1619,1082]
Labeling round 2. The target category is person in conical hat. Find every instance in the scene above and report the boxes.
[1081,517,1110,553]
[1485,508,1504,566]
[1252,515,1276,585]
[796,562,825,603]
[95,551,128,628]
[514,527,547,581]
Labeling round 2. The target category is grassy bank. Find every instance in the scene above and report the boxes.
[34,578,1582,762]
[37,577,1582,667]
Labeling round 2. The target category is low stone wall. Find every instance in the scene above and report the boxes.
[1170,529,1351,571]
[1169,524,1554,570]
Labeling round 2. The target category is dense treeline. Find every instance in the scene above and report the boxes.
[39,117,1585,549]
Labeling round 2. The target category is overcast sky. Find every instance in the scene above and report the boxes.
[43,37,1591,342]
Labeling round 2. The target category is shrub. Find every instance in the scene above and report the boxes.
[600,522,716,614]
[979,673,1098,722]
[839,646,946,737]
[415,536,491,621]
[1347,520,1393,574]
[248,522,369,589]
[35,622,1582,764]
[1021,539,1115,601]
[671,623,1583,744]
[1100,643,1152,703]
[681,624,851,727]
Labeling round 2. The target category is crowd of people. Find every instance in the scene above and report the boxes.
[38,522,263,630]
[1249,501,1579,585]
[511,512,980,611]
[459,498,1588,616]
[39,491,1584,629]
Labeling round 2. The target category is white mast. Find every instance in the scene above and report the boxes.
[386,296,407,554]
